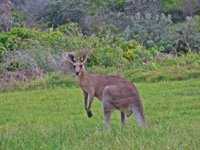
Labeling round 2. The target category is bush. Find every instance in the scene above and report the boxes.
[0,27,35,51]
[164,6,184,23]
[0,23,91,62]
[124,0,162,16]
[173,18,200,53]
[161,0,181,10]
[2,47,63,76]
[0,43,6,62]
[180,0,200,18]
[88,36,161,68]
[57,23,83,37]
[88,46,126,67]
[124,13,175,52]
[43,0,88,27]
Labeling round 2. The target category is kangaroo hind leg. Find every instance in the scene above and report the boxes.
[102,86,115,130]
[104,110,113,129]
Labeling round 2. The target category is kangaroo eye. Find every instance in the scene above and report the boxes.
[80,65,82,68]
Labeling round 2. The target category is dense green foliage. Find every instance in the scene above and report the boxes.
[0,0,200,89]
[124,13,173,50]
[0,22,199,90]
[0,24,162,69]
[0,79,200,149]
[1,0,200,52]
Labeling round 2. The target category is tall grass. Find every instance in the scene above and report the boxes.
[0,79,199,149]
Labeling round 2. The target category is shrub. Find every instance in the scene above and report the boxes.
[174,18,200,53]
[0,23,91,60]
[43,0,88,27]
[161,0,181,10]
[0,27,35,51]
[164,6,184,23]
[180,0,200,18]
[57,23,83,37]
[0,43,6,62]
[124,0,162,16]
[124,13,175,52]
[88,37,162,68]
[88,46,126,67]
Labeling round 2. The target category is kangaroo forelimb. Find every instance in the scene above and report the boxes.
[87,92,95,118]
[83,90,88,110]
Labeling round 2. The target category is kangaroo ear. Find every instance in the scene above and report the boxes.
[80,54,88,63]
[68,53,75,64]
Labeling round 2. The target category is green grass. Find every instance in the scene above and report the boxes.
[0,79,200,150]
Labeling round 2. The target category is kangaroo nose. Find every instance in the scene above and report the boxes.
[76,72,79,76]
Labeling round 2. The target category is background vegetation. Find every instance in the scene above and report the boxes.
[0,1,199,83]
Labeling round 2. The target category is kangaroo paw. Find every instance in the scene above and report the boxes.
[87,111,93,118]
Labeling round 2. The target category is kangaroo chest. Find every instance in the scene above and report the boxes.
[76,73,103,100]
[76,75,93,93]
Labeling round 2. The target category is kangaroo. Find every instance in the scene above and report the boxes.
[67,53,148,129]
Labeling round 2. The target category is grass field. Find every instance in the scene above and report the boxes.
[0,79,200,150]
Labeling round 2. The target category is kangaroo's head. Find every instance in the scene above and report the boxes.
[67,53,88,76]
